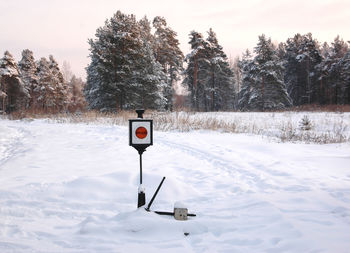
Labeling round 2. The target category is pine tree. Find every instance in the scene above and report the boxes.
[182,31,208,111]
[85,11,166,111]
[300,33,323,104]
[139,16,154,46]
[238,49,255,110]
[248,35,291,110]
[153,16,184,111]
[322,36,349,104]
[284,33,322,105]
[332,36,349,58]
[86,11,141,111]
[37,57,55,110]
[205,28,235,110]
[317,42,332,104]
[183,29,235,111]
[284,35,300,105]
[0,51,28,112]
[18,49,38,108]
[276,42,286,60]
[337,49,350,104]
[84,57,106,110]
[49,55,68,111]
[133,16,167,110]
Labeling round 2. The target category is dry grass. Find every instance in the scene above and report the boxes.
[286,104,350,112]
[7,110,134,125]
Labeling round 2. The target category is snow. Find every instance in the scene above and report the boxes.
[174,201,187,209]
[1,116,350,252]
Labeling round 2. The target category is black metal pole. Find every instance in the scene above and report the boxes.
[134,109,146,208]
[137,152,145,208]
[139,153,143,185]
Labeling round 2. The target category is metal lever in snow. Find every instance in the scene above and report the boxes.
[154,211,196,217]
[146,176,166,211]
[145,177,196,219]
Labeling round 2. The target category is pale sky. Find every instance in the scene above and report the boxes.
[1,0,349,80]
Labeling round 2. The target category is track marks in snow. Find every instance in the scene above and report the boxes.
[158,138,301,195]
[1,120,350,252]
[0,125,28,167]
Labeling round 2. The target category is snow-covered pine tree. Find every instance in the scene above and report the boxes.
[205,28,235,111]
[134,16,167,110]
[84,56,106,110]
[336,48,350,104]
[276,42,286,60]
[49,55,68,111]
[18,49,38,109]
[331,36,349,59]
[37,57,55,110]
[284,33,322,105]
[139,16,154,47]
[238,49,256,110]
[320,36,349,104]
[86,11,140,111]
[85,11,166,112]
[249,34,292,110]
[153,16,184,111]
[0,51,28,112]
[300,34,323,104]
[317,42,332,104]
[183,29,235,111]
[182,31,210,111]
[284,35,300,105]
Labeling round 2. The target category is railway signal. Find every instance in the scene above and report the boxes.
[128,109,196,220]
[129,109,153,208]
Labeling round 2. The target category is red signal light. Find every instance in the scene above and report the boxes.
[135,127,148,139]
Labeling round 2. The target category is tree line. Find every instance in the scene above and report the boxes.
[85,11,237,112]
[85,11,350,112]
[0,50,85,113]
[2,10,350,114]
[238,33,350,111]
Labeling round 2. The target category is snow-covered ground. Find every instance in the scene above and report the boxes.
[1,116,350,252]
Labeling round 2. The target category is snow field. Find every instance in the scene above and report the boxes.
[152,111,350,143]
[1,116,350,252]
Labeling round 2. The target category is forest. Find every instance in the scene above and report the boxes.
[1,10,349,114]
[0,50,85,113]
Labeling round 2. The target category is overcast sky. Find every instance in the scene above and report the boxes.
[1,0,349,80]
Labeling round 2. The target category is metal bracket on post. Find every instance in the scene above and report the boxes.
[136,109,144,119]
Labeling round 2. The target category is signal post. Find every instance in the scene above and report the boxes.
[129,109,153,208]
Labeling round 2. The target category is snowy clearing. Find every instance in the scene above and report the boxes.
[1,116,350,252]
[23,111,350,144]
